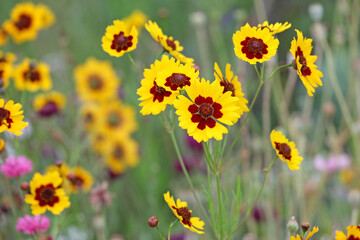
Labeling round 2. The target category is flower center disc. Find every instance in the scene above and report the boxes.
[113,146,124,159]
[247,38,264,54]
[107,112,121,127]
[15,14,32,30]
[88,76,103,90]
[279,143,291,159]
[0,108,12,128]
[40,186,55,202]
[166,73,190,90]
[166,39,176,51]
[177,207,192,226]
[111,31,133,52]
[39,101,59,117]
[199,104,213,119]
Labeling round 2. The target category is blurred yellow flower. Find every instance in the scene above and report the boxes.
[13,59,52,92]
[335,225,360,240]
[256,21,291,35]
[164,191,204,234]
[74,58,120,103]
[80,103,101,132]
[0,27,8,46]
[0,51,17,87]
[0,99,28,136]
[101,20,138,57]
[36,4,55,29]
[123,10,148,32]
[233,23,279,64]
[3,2,41,43]
[67,166,93,193]
[270,130,303,171]
[290,29,323,96]
[291,226,319,240]
[33,91,66,117]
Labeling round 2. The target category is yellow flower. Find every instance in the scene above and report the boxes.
[89,128,111,154]
[0,138,6,152]
[25,171,71,215]
[0,27,8,47]
[3,2,41,43]
[145,20,194,64]
[46,163,71,193]
[0,99,28,136]
[101,20,138,57]
[123,10,148,32]
[33,91,66,117]
[214,62,249,116]
[80,103,101,132]
[104,136,139,174]
[137,55,179,115]
[0,51,16,64]
[67,166,93,193]
[0,52,16,88]
[256,21,291,35]
[233,23,279,64]
[335,225,360,240]
[36,4,55,29]
[174,78,241,143]
[163,191,204,234]
[290,29,323,96]
[291,226,319,240]
[13,59,52,92]
[74,58,120,103]
[270,130,303,171]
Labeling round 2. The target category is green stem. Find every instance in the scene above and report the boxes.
[202,141,215,173]
[126,53,142,73]
[156,50,166,60]
[156,226,166,240]
[264,64,292,83]
[167,219,179,240]
[216,172,223,240]
[227,155,277,239]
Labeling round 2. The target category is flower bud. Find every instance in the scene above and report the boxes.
[148,216,158,227]
[287,216,299,235]
[301,222,310,233]
[55,160,63,167]
[20,182,29,191]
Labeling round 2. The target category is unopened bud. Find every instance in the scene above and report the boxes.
[20,182,29,191]
[192,65,200,72]
[301,222,310,233]
[55,160,63,167]
[287,216,299,235]
[148,216,158,227]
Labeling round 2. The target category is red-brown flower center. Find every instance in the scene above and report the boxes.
[275,142,291,160]
[199,104,213,118]
[112,145,124,159]
[188,96,223,130]
[38,101,59,117]
[88,75,103,90]
[149,81,172,103]
[165,73,191,91]
[23,67,41,82]
[348,235,360,240]
[0,108,13,128]
[172,206,192,227]
[35,184,59,207]
[107,112,122,127]
[70,175,84,188]
[295,47,311,76]
[14,14,32,30]
[241,37,269,60]
[166,39,176,51]
[111,31,133,52]
[220,81,235,96]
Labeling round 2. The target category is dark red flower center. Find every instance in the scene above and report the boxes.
[23,68,40,82]
[348,235,360,240]
[295,47,311,76]
[0,57,6,63]
[165,73,191,91]
[70,175,84,189]
[0,108,13,128]
[188,96,223,130]
[0,70,3,79]
[14,14,32,30]
[150,81,172,103]
[38,101,59,117]
[35,184,59,207]
[107,112,122,127]
[113,145,124,159]
[88,75,103,90]
[275,142,291,160]
[241,37,268,60]
[172,206,192,227]
[166,39,176,51]
[220,81,235,96]
[84,112,94,124]
[111,31,133,52]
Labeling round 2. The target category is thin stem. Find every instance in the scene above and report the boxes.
[156,226,166,240]
[227,155,277,239]
[264,63,292,83]
[156,50,166,60]
[216,172,223,240]
[126,53,142,73]
[203,141,215,173]
[167,219,179,240]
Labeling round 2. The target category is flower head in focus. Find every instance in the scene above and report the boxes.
[0,99,28,136]
[16,215,50,235]
[164,191,204,234]
[1,155,32,178]
[335,225,360,240]
[256,21,291,35]
[270,130,303,170]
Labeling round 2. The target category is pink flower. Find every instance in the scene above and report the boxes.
[16,215,50,235]
[0,155,33,178]
[314,153,351,172]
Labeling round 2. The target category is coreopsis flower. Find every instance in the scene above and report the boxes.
[256,21,291,35]
[67,166,93,193]
[233,23,279,64]
[104,136,139,174]
[0,27,8,46]
[36,4,55,29]
[290,29,323,96]
[25,171,71,215]
[270,130,303,171]
[33,91,66,117]
[335,225,360,240]
[3,2,41,43]
[123,10,147,32]
[173,78,241,142]
[13,59,52,92]
[80,103,101,132]
[16,215,50,235]
[0,99,28,136]
[1,155,33,178]
[214,62,249,116]
[74,58,120,103]
[163,191,204,234]
[101,20,138,57]
[291,226,319,240]
[137,55,179,115]
[145,21,194,64]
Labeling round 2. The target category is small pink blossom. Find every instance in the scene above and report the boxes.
[16,215,50,235]
[0,155,33,178]
[314,153,351,172]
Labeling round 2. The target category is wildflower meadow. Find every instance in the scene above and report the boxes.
[0,0,360,239]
